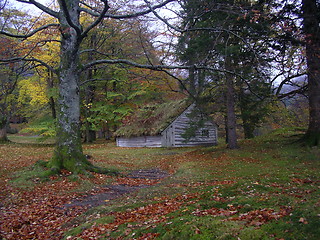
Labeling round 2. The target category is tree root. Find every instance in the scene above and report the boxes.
[32,158,120,180]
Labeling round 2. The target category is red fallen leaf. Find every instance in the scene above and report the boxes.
[192,207,238,217]
[292,178,313,184]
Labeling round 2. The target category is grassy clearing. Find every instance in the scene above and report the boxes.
[8,134,55,144]
[1,129,320,239]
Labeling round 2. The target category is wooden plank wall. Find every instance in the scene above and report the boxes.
[116,136,162,147]
[162,104,218,147]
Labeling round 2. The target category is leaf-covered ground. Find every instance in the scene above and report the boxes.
[1,129,320,239]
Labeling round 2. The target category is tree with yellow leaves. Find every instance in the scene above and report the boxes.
[0,0,176,175]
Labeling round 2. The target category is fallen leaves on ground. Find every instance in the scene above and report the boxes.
[115,177,160,186]
[227,207,292,226]
[69,193,200,239]
[1,141,319,240]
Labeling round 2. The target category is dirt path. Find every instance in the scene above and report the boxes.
[64,168,170,209]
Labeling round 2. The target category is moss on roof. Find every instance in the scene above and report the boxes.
[114,99,192,137]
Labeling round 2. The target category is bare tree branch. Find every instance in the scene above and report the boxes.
[81,1,110,39]
[0,23,59,38]
[275,72,307,96]
[79,1,99,13]
[160,68,195,99]
[80,77,109,86]
[80,0,175,19]
[16,0,59,18]
[143,0,181,32]
[82,58,191,71]
[81,58,241,77]
[0,56,56,73]
[278,85,308,99]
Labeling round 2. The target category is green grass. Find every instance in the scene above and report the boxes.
[10,160,49,189]
[8,134,55,144]
[2,128,320,239]
[56,129,320,239]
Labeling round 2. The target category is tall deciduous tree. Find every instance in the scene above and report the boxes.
[0,0,174,174]
[79,16,172,142]
[302,0,320,146]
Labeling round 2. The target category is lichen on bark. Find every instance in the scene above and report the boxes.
[46,0,118,175]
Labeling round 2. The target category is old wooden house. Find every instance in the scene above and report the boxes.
[115,100,218,147]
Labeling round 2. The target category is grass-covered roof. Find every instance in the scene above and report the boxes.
[114,99,192,137]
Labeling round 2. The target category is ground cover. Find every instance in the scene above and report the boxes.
[0,129,319,239]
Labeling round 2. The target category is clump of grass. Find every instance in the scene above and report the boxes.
[63,222,93,239]
[10,160,50,188]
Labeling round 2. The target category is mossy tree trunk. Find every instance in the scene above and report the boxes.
[302,0,320,146]
[49,0,91,173]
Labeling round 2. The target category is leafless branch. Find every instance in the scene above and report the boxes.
[160,68,195,99]
[278,85,308,99]
[81,0,175,19]
[0,23,59,39]
[16,0,59,18]
[0,56,56,73]
[80,77,109,86]
[82,58,239,76]
[0,0,8,11]
[81,1,110,39]
[143,0,181,32]
[275,72,307,96]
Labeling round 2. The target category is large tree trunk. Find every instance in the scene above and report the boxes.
[225,57,238,149]
[302,0,320,146]
[0,128,8,142]
[225,74,238,149]
[0,116,9,142]
[49,0,91,173]
[239,96,255,139]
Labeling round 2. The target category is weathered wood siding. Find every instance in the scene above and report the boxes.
[116,136,162,147]
[116,103,218,148]
[161,104,218,147]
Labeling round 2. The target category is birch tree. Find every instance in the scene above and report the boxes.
[0,0,174,174]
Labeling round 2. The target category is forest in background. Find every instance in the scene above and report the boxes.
[0,0,318,174]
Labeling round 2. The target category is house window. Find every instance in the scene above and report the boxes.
[201,129,209,137]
